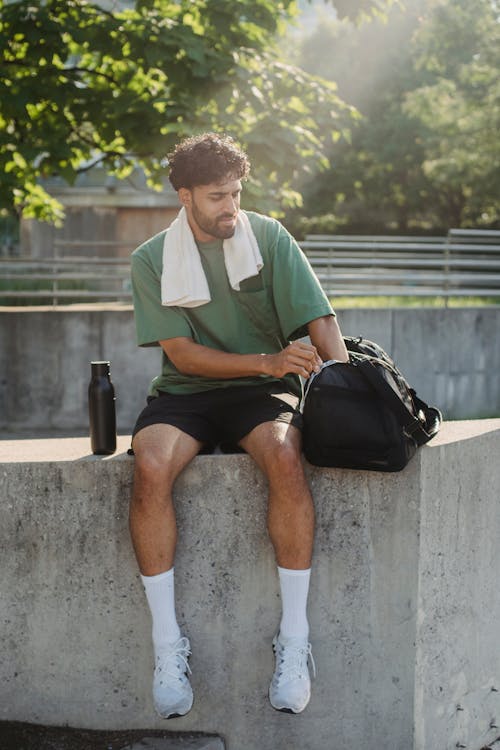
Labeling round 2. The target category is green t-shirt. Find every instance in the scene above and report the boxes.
[131,210,334,396]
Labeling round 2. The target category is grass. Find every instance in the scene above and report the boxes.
[0,278,120,306]
[331,295,500,308]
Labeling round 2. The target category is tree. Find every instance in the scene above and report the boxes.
[287,2,440,234]
[404,0,500,227]
[0,0,389,224]
[286,0,500,235]
[327,0,403,23]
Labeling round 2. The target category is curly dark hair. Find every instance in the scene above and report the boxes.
[167,133,250,191]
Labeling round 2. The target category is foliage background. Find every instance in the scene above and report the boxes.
[285,0,500,236]
[0,0,498,236]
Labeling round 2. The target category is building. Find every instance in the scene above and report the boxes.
[21,165,180,259]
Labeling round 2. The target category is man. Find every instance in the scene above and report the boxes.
[129,132,348,719]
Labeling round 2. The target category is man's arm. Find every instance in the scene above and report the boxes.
[307,315,349,362]
[160,337,323,380]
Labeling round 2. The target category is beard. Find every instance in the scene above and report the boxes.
[191,200,237,240]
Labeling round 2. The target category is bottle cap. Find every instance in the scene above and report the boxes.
[91,361,111,375]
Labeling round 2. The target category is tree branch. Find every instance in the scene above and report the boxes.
[60,66,119,85]
[75,152,132,174]
[2,59,120,85]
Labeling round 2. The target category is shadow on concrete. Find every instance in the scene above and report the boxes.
[0,722,224,750]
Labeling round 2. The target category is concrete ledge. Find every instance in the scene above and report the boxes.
[1,420,500,750]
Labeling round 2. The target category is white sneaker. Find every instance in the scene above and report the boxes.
[269,633,316,714]
[153,636,193,719]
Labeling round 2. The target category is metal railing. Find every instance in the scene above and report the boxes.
[301,229,500,299]
[0,256,132,305]
[1,230,499,305]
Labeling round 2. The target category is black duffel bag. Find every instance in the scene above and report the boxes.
[301,336,442,472]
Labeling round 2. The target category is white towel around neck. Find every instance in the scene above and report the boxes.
[161,207,263,308]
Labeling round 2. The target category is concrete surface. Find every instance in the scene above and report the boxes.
[1,306,499,434]
[1,420,499,750]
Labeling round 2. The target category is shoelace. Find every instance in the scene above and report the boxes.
[156,636,192,681]
[276,640,316,685]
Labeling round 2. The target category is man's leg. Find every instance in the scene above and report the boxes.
[238,420,314,570]
[130,423,202,719]
[238,421,316,713]
[130,423,202,574]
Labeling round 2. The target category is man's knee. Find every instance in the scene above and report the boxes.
[265,431,305,479]
[132,423,201,491]
[133,449,170,485]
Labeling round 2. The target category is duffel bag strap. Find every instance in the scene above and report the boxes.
[357,359,435,446]
[411,390,442,439]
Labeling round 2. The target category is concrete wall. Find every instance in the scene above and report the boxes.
[415,424,500,750]
[0,305,155,434]
[0,306,499,434]
[1,421,499,750]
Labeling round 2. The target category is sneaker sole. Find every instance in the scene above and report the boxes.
[156,704,193,720]
[270,698,309,715]
[272,706,298,714]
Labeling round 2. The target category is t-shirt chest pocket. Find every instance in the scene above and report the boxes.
[238,275,265,293]
[235,276,280,337]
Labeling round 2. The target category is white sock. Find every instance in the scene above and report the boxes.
[140,567,182,655]
[278,566,311,641]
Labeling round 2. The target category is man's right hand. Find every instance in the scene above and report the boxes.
[263,341,323,379]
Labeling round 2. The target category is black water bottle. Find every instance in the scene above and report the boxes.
[88,360,116,455]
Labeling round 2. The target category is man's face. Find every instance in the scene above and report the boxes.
[179,177,242,242]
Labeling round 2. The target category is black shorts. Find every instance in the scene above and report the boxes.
[132,381,303,453]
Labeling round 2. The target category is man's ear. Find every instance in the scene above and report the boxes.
[178,187,192,208]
